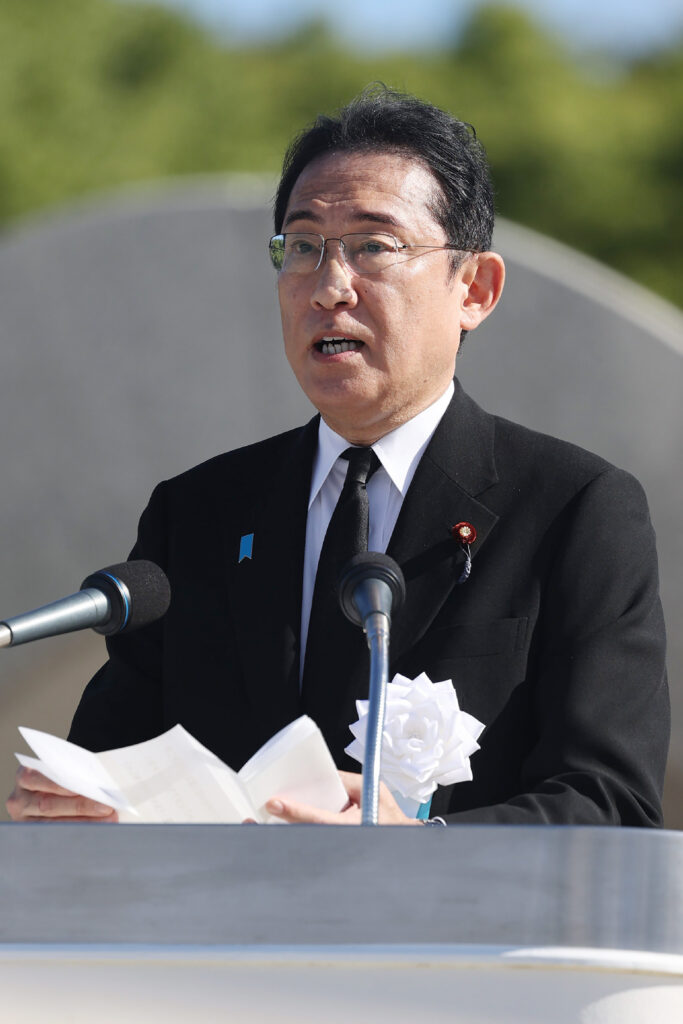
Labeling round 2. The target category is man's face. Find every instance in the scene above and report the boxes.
[277,150,472,444]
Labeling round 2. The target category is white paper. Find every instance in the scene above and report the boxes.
[16,716,347,825]
[17,728,131,810]
[97,726,256,823]
[240,716,348,822]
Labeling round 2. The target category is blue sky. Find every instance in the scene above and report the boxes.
[145,0,683,54]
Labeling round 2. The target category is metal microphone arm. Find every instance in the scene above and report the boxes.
[0,561,170,649]
[339,553,406,825]
[0,589,110,648]
[362,604,392,826]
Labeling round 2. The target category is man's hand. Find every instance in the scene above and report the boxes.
[5,767,118,822]
[263,770,422,825]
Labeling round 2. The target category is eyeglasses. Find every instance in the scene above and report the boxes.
[268,232,469,275]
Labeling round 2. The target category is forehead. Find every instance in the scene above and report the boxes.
[282,150,445,235]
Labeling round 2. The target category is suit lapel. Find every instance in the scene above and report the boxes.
[225,381,500,756]
[227,417,318,743]
[387,380,499,663]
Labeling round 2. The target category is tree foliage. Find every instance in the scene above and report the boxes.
[0,0,680,306]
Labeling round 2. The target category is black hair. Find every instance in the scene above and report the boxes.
[273,85,495,258]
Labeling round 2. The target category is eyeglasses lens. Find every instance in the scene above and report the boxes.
[269,233,400,274]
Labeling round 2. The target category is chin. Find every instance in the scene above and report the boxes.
[306,378,374,412]
[319,402,394,445]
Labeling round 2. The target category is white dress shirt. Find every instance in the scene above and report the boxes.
[300,381,455,680]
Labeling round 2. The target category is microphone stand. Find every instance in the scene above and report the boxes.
[339,553,406,826]
[361,607,391,825]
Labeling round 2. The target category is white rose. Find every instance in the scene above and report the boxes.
[345,672,485,806]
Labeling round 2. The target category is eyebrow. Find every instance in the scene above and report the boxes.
[282,209,404,231]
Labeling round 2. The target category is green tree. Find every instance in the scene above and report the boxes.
[0,0,680,307]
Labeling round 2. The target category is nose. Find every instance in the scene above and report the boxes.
[310,240,357,310]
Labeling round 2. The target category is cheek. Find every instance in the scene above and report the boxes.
[277,281,304,334]
[387,290,438,348]
[359,280,413,332]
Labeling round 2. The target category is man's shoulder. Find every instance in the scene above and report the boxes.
[453,379,627,490]
[451,382,644,512]
[160,418,317,497]
[493,412,612,477]
[487,407,648,512]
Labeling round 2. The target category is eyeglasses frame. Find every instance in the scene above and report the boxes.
[268,231,473,275]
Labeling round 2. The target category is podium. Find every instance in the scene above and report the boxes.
[1,824,682,1022]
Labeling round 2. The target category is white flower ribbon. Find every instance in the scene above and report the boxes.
[345,672,485,811]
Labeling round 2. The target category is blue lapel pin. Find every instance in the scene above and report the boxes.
[239,533,254,563]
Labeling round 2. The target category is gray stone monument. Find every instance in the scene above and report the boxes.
[1,180,681,822]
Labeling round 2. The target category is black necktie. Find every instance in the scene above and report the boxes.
[301,447,380,760]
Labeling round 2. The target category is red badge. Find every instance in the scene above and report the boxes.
[452,522,477,545]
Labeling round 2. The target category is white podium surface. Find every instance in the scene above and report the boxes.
[1,824,682,1023]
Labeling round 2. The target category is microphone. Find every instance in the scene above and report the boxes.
[338,552,405,825]
[0,561,171,649]
[339,551,406,631]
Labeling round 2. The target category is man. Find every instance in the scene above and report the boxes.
[7,88,669,826]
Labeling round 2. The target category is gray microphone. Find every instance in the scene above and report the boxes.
[0,561,171,649]
[339,552,406,825]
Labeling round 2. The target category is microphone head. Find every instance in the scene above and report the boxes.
[338,551,406,627]
[80,560,171,635]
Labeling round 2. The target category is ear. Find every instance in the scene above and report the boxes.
[458,252,505,332]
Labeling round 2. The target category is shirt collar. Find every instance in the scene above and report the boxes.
[308,381,454,508]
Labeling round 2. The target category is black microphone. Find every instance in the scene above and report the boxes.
[0,561,171,649]
[339,551,406,631]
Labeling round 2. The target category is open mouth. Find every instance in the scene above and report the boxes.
[314,336,364,355]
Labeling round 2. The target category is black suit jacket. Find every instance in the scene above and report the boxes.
[69,380,669,825]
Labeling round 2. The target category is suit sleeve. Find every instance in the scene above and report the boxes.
[444,467,669,826]
[68,481,170,751]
